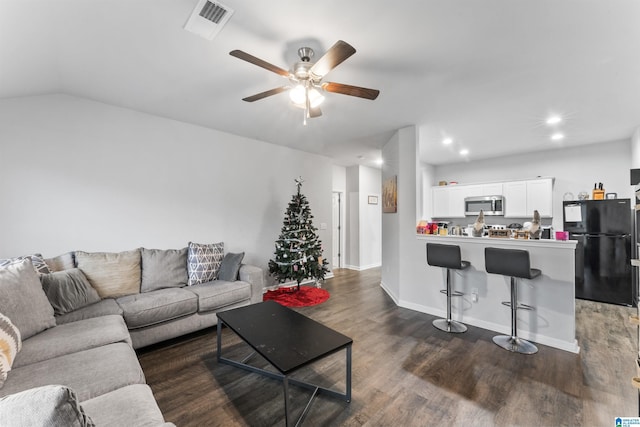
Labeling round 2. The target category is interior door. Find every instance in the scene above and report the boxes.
[332,192,341,269]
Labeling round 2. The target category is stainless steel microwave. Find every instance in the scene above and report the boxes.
[464,195,504,216]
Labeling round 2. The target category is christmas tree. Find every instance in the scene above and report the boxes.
[268,177,329,290]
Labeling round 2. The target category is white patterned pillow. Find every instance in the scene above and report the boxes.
[0,254,50,275]
[187,242,224,285]
[0,312,22,388]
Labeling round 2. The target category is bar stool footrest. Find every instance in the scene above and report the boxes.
[500,301,535,311]
[439,289,464,297]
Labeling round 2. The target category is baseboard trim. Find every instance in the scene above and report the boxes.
[343,263,382,271]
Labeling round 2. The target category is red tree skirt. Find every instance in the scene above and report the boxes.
[263,286,330,307]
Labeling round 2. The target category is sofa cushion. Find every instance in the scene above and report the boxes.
[13,315,131,369]
[0,385,94,427]
[0,342,146,401]
[187,280,252,312]
[187,242,224,285]
[54,299,123,325]
[40,269,101,316]
[75,249,141,298]
[117,288,198,329]
[44,252,75,272]
[0,313,21,389]
[141,247,188,292]
[0,253,51,275]
[81,384,169,426]
[217,252,245,282]
[0,259,56,339]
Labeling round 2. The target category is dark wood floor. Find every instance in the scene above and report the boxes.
[138,268,638,426]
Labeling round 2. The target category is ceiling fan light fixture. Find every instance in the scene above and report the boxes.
[289,85,324,108]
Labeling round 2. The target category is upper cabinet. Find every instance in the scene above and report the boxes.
[503,178,553,218]
[431,178,552,218]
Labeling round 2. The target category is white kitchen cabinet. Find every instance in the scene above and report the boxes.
[431,178,551,219]
[526,178,553,217]
[504,178,553,218]
[503,181,528,217]
[447,185,472,217]
[432,187,449,217]
[482,183,503,196]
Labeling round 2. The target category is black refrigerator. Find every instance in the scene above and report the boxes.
[563,199,634,306]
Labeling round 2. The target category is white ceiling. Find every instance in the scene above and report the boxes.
[1,0,639,168]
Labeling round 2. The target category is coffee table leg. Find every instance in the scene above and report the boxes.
[217,318,222,362]
[283,376,291,427]
[346,344,352,402]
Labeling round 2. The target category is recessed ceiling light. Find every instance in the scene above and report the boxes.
[459,149,469,155]
[546,115,562,125]
[442,138,453,145]
[551,132,565,141]
[375,158,384,165]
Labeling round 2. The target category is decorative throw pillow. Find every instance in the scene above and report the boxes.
[0,253,51,275]
[187,242,224,285]
[0,259,56,339]
[140,248,188,292]
[217,252,245,282]
[75,249,141,298]
[0,312,21,389]
[0,385,95,426]
[44,252,75,272]
[40,269,101,316]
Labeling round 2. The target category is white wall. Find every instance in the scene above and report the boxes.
[358,166,382,269]
[381,126,423,302]
[0,94,333,283]
[425,139,633,230]
[632,127,640,169]
[342,165,381,270]
[332,165,346,193]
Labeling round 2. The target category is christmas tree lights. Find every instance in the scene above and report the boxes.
[268,177,329,290]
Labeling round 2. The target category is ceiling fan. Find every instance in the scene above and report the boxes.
[229,40,380,124]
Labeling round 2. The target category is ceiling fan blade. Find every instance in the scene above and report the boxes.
[242,86,290,102]
[322,82,380,100]
[309,40,356,78]
[309,107,322,118]
[230,50,291,78]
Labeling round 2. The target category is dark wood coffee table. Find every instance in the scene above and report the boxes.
[216,300,352,426]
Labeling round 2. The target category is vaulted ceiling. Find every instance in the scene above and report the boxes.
[1,0,639,167]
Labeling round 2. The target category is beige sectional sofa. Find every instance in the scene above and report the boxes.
[0,244,264,426]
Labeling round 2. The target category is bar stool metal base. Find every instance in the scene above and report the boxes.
[493,335,538,354]
[433,318,467,333]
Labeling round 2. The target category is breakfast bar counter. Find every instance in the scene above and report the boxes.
[403,235,579,353]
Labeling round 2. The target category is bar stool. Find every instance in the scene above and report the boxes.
[426,243,470,333]
[484,247,541,354]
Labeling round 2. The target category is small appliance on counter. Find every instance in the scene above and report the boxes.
[592,182,605,200]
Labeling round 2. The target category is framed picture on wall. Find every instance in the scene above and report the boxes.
[382,176,397,213]
[368,195,378,205]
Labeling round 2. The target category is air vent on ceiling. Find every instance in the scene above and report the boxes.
[184,0,234,40]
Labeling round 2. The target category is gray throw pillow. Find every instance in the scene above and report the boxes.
[75,249,141,298]
[0,259,56,339]
[187,242,224,285]
[0,385,94,426]
[140,248,188,292]
[217,252,245,282]
[40,269,101,316]
[0,253,51,275]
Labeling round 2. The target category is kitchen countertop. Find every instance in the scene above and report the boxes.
[416,234,577,249]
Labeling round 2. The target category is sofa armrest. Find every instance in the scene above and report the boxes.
[239,264,264,304]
